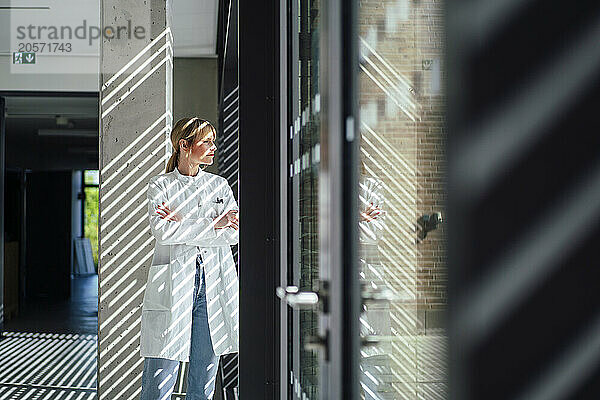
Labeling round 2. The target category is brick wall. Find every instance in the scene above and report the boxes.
[415,0,446,329]
[359,0,446,329]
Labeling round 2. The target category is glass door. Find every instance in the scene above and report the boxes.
[279,0,448,398]
[357,1,448,399]
[291,0,322,398]
[278,0,324,398]
[279,0,361,398]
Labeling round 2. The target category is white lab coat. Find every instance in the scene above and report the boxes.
[358,176,392,359]
[139,166,239,362]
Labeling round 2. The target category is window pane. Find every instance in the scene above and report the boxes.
[84,170,99,185]
[84,186,99,267]
[358,0,447,398]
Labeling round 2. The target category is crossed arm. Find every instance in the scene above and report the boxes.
[359,179,386,243]
[147,178,239,247]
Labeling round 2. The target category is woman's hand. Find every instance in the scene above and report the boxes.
[214,210,239,230]
[156,202,182,222]
[360,203,382,222]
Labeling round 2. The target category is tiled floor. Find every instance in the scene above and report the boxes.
[359,331,448,400]
[4,274,98,335]
[0,386,96,400]
[0,274,98,399]
[1,275,445,400]
[417,331,448,400]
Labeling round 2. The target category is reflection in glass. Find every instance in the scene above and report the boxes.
[84,170,99,267]
[294,0,321,398]
[358,0,447,398]
[358,166,394,397]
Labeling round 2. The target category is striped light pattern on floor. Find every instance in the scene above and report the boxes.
[0,331,97,399]
[0,386,96,399]
[358,332,448,400]
[416,332,447,400]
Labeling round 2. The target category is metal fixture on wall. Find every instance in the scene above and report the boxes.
[417,212,443,241]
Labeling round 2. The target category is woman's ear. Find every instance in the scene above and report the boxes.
[178,138,188,152]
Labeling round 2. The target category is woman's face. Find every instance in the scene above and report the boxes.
[180,129,217,165]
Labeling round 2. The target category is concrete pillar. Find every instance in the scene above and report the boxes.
[0,97,5,336]
[98,0,173,398]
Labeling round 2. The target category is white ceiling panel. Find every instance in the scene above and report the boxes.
[171,0,218,57]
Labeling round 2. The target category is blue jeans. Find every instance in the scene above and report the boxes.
[140,255,220,400]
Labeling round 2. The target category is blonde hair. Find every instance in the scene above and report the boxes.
[165,117,217,173]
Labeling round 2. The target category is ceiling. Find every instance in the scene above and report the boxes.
[4,96,99,171]
[172,0,218,57]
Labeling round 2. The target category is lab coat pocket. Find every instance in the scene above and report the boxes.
[140,309,170,356]
[142,263,171,311]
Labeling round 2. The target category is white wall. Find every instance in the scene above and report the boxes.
[0,1,100,92]
[173,57,219,172]
[0,0,217,92]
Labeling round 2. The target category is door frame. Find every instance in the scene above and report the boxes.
[0,96,5,337]
[277,0,360,397]
[319,0,360,398]
[238,0,282,398]
[238,0,359,396]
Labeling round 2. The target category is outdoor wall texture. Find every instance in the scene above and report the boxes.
[414,0,446,329]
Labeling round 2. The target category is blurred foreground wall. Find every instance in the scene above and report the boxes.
[447,1,600,399]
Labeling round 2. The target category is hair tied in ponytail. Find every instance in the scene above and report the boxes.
[165,116,217,173]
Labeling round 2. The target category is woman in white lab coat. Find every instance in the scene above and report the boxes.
[139,117,239,400]
[358,161,393,399]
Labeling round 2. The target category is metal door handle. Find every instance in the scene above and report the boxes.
[360,335,399,347]
[361,283,409,303]
[361,287,397,302]
[360,335,381,347]
[276,286,319,309]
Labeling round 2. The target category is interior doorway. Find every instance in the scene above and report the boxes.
[0,93,99,398]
